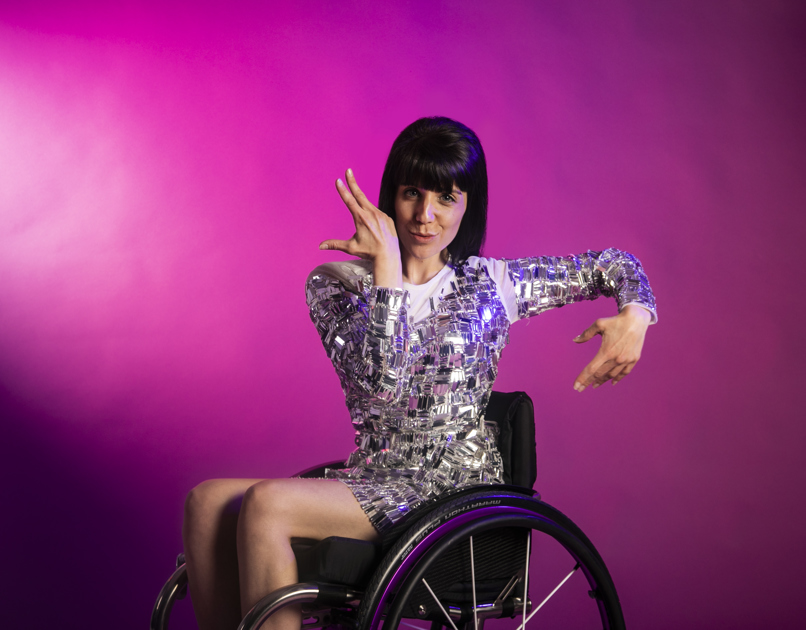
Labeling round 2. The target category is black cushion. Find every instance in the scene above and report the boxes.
[292,537,380,588]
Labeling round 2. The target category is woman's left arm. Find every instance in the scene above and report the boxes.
[499,248,657,391]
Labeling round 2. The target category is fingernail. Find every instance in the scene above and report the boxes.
[592,383,600,389]
[336,178,343,187]
[347,168,353,177]
[612,380,618,386]
[319,243,328,250]
[574,382,584,392]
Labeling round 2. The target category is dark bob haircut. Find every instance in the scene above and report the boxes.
[378,117,488,263]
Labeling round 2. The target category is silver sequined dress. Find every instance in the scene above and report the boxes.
[306,250,656,533]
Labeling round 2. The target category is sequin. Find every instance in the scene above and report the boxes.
[305,251,656,532]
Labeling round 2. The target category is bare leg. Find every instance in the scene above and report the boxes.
[183,478,263,630]
[237,478,379,629]
[183,477,378,630]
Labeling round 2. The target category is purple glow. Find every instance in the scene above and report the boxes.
[1,1,805,628]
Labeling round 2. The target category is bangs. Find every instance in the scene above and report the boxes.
[392,146,472,193]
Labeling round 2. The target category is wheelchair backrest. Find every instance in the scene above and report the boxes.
[484,391,537,489]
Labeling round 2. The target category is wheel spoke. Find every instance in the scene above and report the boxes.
[470,536,478,630]
[421,578,459,630]
[515,563,580,630]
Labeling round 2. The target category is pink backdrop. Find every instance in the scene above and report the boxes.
[1,1,804,627]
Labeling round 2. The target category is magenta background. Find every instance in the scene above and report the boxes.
[1,1,804,627]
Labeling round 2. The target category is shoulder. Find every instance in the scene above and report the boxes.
[306,259,373,293]
[463,255,510,278]
[464,256,519,322]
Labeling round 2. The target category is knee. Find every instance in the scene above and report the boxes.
[183,479,233,532]
[239,479,290,530]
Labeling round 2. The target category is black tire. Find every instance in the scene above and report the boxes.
[355,489,624,630]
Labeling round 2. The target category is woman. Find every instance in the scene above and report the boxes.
[182,117,655,630]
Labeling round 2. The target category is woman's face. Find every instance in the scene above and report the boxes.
[394,184,467,264]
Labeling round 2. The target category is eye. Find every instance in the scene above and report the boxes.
[440,192,456,203]
[403,187,420,198]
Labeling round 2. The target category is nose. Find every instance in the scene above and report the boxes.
[414,195,436,223]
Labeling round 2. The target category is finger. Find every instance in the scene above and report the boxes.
[573,357,605,392]
[590,358,619,388]
[345,168,372,208]
[591,360,621,388]
[573,319,604,344]
[607,364,627,385]
[612,363,635,385]
[319,238,354,253]
[335,178,361,217]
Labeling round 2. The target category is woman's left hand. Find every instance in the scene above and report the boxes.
[572,305,652,392]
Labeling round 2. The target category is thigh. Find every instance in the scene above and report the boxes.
[243,478,379,542]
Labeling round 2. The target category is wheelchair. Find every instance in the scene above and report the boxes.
[151,391,626,630]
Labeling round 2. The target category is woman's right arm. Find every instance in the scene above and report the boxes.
[306,266,412,404]
[308,169,412,403]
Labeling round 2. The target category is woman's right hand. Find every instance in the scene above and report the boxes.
[319,169,403,288]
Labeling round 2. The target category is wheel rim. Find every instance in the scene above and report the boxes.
[366,505,623,630]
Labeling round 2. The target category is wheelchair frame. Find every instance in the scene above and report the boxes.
[151,393,626,630]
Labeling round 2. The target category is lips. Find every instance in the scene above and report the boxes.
[410,231,438,242]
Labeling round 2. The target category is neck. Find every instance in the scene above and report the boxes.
[401,249,449,285]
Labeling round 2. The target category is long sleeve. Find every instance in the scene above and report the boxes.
[306,263,414,404]
[489,248,657,322]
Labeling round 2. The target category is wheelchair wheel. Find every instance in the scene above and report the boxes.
[355,488,625,630]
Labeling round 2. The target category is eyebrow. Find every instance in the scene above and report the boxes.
[401,185,464,195]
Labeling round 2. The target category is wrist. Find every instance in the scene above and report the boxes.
[372,254,403,289]
[620,304,652,323]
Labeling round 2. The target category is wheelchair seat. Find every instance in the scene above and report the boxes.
[151,391,625,630]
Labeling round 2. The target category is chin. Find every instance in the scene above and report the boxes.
[411,247,441,259]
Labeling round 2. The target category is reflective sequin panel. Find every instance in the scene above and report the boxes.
[306,251,656,532]
[506,249,657,320]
